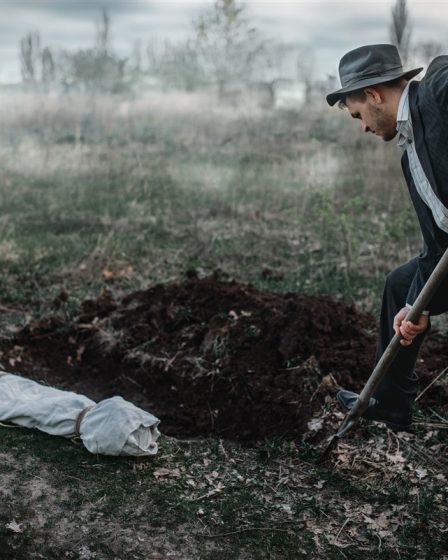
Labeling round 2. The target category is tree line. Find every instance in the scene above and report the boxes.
[17,0,446,101]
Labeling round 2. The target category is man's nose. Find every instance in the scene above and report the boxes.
[361,122,371,133]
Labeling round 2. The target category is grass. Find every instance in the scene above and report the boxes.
[0,91,422,321]
[0,90,447,559]
[1,421,447,559]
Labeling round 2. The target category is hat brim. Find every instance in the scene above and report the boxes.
[326,67,423,106]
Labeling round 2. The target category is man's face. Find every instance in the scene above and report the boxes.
[345,94,398,142]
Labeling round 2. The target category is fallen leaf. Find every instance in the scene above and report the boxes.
[415,467,428,480]
[189,482,225,501]
[5,520,23,533]
[307,418,324,432]
[101,268,114,280]
[153,468,181,479]
[280,504,293,515]
[386,452,406,464]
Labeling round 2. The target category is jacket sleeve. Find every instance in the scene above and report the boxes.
[405,244,444,313]
[424,56,448,112]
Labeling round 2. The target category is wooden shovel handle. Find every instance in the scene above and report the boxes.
[335,248,448,438]
[358,248,448,407]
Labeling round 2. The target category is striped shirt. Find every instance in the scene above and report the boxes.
[396,82,448,234]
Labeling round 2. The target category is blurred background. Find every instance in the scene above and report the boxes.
[0,0,447,328]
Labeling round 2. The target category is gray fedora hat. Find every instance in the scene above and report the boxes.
[326,44,423,106]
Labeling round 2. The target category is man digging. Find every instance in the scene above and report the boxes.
[327,44,448,431]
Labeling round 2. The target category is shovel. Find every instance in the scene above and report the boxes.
[322,247,448,460]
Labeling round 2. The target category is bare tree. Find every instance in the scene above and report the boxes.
[158,40,205,91]
[194,0,268,97]
[96,8,110,55]
[60,48,128,94]
[20,31,41,82]
[56,9,129,94]
[131,39,143,73]
[41,47,55,84]
[389,0,412,65]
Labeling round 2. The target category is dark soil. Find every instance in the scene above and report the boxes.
[2,273,448,442]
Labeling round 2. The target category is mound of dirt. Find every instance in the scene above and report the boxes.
[3,274,448,442]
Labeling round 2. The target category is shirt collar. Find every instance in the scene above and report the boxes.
[396,81,413,148]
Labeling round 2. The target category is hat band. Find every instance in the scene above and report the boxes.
[342,63,403,87]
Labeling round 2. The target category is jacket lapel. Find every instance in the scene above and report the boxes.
[409,80,442,201]
[401,151,437,241]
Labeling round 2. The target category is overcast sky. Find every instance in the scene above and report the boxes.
[1,0,447,83]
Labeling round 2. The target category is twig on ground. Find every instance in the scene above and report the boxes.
[218,439,230,461]
[0,304,23,312]
[199,526,292,538]
[428,408,448,423]
[415,367,448,402]
[398,437,444,469]
[335,518,350,541]
[413,421,448,428]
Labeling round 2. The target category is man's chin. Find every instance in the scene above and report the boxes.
[381,130,398,142]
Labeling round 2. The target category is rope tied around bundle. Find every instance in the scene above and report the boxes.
[74,405,93,437]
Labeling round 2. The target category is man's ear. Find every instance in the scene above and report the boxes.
[364,87,383,104]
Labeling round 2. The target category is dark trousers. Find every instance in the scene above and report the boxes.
[374,257,448,409]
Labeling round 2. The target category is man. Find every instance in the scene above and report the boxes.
[326,44,448,430]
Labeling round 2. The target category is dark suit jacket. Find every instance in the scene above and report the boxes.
[402,55,448,312]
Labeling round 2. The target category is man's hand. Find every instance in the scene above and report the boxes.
[393,307,429,346]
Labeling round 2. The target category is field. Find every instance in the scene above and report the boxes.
[0,91,447,559]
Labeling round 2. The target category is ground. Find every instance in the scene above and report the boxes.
[1,276,448,559]
[0,91,448,559]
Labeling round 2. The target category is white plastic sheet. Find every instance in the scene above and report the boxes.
[0,372,160,456]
